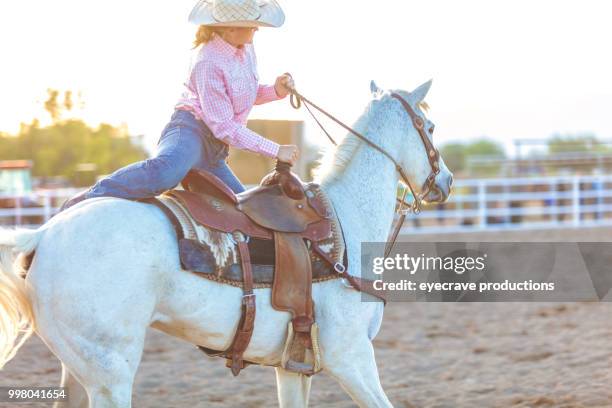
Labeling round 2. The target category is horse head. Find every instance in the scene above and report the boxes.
[370,80,453,205]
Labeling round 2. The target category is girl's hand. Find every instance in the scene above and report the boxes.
[274,73,295,98]
[277,145,299,165]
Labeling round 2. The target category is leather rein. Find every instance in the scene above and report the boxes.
[288,87,440,258]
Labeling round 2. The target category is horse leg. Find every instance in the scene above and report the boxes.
[30,272,150,407]
[36,317,146,408]
[54,363,88,408]
[324,339,393,408]
[275,367,312,408]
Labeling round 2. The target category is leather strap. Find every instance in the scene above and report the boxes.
[384,185,410,258]
[384,212,407,258]
[288,87,441,264]
[227,240,256,376]
[341,272,387,305]
[291,89,410,178]
[310,242,387,304]
[390,93,440,198]
[390,94,440,173]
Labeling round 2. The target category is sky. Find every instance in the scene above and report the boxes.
[1,0,611,157]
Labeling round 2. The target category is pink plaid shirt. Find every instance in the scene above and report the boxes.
[176,35,283,158]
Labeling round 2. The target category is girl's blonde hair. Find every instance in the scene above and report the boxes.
[194,25,225,48]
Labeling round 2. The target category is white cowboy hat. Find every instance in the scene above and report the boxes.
[188,0,285,28]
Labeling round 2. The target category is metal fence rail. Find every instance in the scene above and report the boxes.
[401,174,612,234]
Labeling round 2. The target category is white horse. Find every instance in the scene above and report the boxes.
[0,80,452,407]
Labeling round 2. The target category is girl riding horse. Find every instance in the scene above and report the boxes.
[61,0,296,210]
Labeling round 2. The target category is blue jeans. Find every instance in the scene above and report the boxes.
[86,110,246,200]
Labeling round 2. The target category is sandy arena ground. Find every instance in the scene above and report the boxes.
[1,228,611,407]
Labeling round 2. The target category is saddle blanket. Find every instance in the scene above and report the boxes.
[153,184,346,288]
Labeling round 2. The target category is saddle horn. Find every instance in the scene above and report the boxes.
[260,160,305,200]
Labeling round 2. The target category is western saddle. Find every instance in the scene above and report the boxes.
[145,161,385,377]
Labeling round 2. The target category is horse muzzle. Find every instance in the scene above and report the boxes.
[424,173,453,203]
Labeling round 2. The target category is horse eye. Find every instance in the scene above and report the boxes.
[428,125,435,134]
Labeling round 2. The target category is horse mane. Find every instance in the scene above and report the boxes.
[311,101,375,184]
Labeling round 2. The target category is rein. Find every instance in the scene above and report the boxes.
[288,86,440,258]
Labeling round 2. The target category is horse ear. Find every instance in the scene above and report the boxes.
[410,79,433,103]
[370,80,382,96]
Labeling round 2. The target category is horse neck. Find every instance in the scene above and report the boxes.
[320,121,400,246]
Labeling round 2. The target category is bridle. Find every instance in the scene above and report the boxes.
[389,94,441,210]
[288,87,441,257]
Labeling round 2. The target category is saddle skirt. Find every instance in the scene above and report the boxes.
[155,182,345,288]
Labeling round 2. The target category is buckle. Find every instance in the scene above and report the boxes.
[333,262,346,274]
[242,293,255,304]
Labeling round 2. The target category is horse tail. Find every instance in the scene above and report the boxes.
[0,227,44,369]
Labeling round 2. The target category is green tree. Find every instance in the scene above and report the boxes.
[465,139,505,157]
[44,89,61,123]
[548,133,608,154]
[64,91,74,112]
[0,89,147,186]
[440,138,506,176]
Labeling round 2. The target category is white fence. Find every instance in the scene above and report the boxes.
[2,175,612,234]
[401,174,612,234]
[0,188,81,228]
